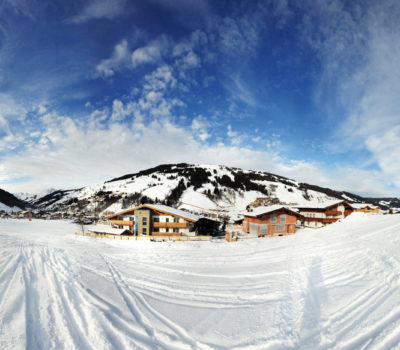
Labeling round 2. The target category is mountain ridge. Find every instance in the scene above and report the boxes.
[19,163,400,218]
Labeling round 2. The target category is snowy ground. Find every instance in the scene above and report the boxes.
[1,214,400,349]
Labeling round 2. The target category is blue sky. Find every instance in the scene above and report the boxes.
[0,0,400,196]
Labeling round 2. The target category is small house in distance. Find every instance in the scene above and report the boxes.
[107,204,220,237]
[242,205,301,236]
[296,200,354,228]
[352,203,380,214]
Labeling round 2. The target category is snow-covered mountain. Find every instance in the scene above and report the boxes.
[0,188,26,212]
[29,163,400,219]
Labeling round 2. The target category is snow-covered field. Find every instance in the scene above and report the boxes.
[1,214,400,349]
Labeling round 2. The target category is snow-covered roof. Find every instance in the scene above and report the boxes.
[145,204,202,222]
[87,224,127,235]
[108,203,203,222]
[296,200,349,209]
[243,205,300,218]
[351,203,379,209]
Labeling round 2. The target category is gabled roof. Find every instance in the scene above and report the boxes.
[296,200,353,210]
[107,203,202,222]
[243,205,301,218]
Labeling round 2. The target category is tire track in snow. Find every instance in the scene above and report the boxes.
[0,245,24,310]
[42,246,152,350]
[101,254,214,350]
[39,246,93,350]
[21,244,46,350]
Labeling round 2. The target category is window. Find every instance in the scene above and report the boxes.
[129,216,135,221]
[142,217,147,225]
[259,224,267,235]
[142,227,147,235]
[153,228,159,232]
[250,223,258,234]
[165,228,169,233]
[166,218,169,223]
[276,224,285,231]
[270,214,277,223]
[173,228,179,233]
[280,214,286,223]
[173,217,179,223]
[153,216,159,222]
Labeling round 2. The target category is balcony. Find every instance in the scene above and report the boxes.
[153,222,187,228]
[302,217,338,223]
[112,220,134,226]
[325,210,342,215]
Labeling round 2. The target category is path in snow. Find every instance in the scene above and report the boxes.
[1,214,400,349]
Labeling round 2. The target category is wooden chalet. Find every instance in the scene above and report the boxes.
[351,203,380,214]
[296,200,354,228]
[242,205,301,236]
[107,204,220,237]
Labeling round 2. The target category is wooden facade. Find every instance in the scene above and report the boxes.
[297,200,354,228]
[242,207,301,237]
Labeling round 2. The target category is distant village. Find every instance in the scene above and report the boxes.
[2,196,398,243]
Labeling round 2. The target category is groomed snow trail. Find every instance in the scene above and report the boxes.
[1,214,400,349]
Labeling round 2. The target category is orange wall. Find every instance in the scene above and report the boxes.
[242,209,298,236]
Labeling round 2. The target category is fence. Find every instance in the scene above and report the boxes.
[75,231,212,242]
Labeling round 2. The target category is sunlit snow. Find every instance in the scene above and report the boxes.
[1,213,400,349]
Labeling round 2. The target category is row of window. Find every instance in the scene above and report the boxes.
[153,217,180,223]
[269,214,295,223]
[249,222,292,234]
[128,216,180,223]
[117,225,180,234]
[153,228,180,233]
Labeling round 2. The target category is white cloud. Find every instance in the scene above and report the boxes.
[95,39,130,78]
[69,0,127,24]
[131,37,168,67]
[110,99,128,122]
[0,93,27,122]
[95,36,170,78]
[175,51,201,70]
[37,105,47,115]
[191,116,210,141]
[1,102,395,197]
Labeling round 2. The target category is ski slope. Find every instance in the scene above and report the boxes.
[1,214,400,349]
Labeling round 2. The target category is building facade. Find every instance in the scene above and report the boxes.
[352,204,380,214]
[242,206,301,236]
[297,200,354,228]
[107,204,219,236]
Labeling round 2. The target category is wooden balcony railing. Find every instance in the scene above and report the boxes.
[153,222,187,228]
[112,220,134,226]
[325,210,342,215]
[302,217,338,223]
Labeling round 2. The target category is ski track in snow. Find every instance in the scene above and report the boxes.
[1,214,400,349]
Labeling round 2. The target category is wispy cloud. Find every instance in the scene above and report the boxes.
[68,0,127,24]
[302,0,400,190]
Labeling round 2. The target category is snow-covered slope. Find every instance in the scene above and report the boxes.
[0,188,26,212]
[1,213,400,349]
[30,163,400,218]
